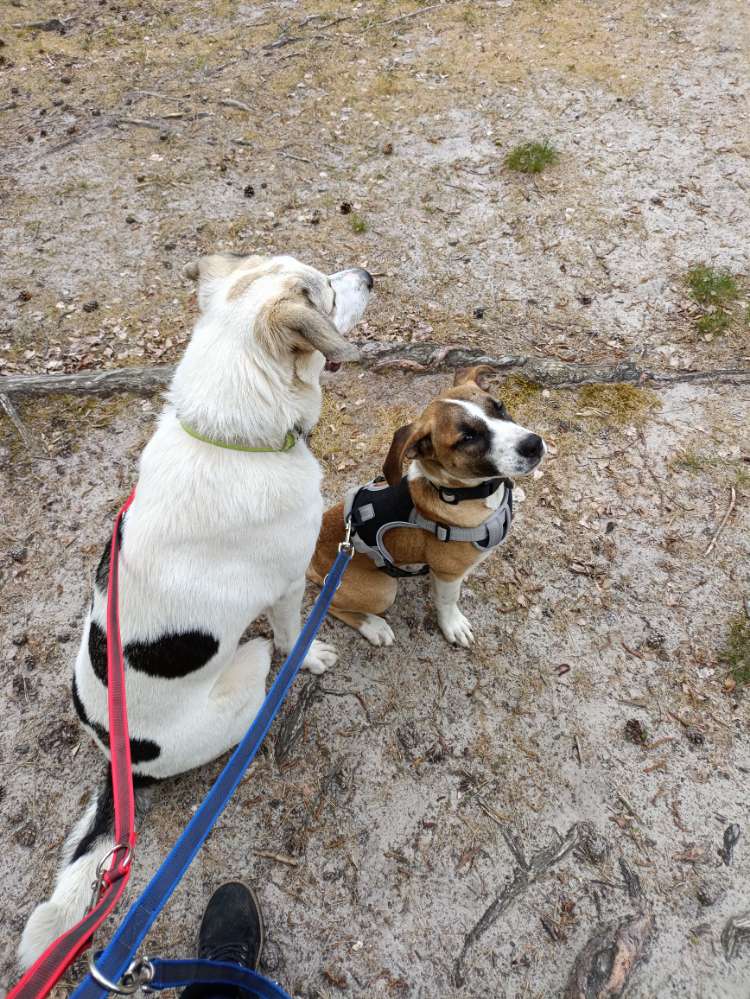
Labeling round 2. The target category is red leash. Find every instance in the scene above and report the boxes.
[10,492,137,999]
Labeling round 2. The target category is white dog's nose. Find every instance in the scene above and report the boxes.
[329,267,373,334]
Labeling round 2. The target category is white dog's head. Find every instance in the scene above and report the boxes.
[184,252,371,362]
[174,253,372,443]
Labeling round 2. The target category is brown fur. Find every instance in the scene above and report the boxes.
[309,368,515,638]
[226,261,283,301]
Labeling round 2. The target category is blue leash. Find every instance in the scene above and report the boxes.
[72,545,352,999]
[150,959,291,999]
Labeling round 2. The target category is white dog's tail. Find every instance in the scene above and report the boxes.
[18,770,118,970]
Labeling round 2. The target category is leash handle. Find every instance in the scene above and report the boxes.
[9,493,137,999]
[71,545,352,999]
[147,958,293,999]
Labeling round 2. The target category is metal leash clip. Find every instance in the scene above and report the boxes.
[88,843,133,912]
[88,956,154,996]
[338,516,354,556]
[86,843,141,992]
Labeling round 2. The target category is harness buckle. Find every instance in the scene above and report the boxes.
[435,524,451,542]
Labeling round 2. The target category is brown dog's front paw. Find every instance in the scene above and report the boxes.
[438,608,474,647]
[359,614,395,647]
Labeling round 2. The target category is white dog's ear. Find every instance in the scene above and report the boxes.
[453,364,496,390]
[183,253,250,309]
[261,297,360,364]
[183,253,249,283]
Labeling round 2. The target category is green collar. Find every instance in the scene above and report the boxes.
[180,422,297,453]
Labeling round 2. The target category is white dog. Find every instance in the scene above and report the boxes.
[18,252,372,968]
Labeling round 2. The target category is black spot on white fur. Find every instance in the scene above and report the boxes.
[88,620,220,683]
[70,769,114,863]
[126,630,220,679]
[72,676,161,766]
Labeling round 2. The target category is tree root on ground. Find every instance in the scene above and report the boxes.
[1,341,749,400]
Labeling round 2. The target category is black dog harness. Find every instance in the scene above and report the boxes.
[344,475,514,578]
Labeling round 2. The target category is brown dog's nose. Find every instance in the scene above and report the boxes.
[516,433,544,460]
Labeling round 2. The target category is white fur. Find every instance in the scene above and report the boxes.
[19,256,371,969]
[450,399,545,477]
[358,614,396,647]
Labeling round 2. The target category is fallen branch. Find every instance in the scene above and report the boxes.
[452,823,588,987]
[705,486,737,556]
[0,365,174,399]
[359,342,750,387]
[564,911,655,998]
[2,342,750,400]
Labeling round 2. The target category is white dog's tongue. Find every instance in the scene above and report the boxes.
[324,360,341,372]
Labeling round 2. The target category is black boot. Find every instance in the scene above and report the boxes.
[180,882,265,999]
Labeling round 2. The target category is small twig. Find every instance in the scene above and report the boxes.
[130,90,184,102]
[116,117,171,132]
[12,17,72,31]
[721,911,750,960]
[704,486,736,556]
[0,392,34,449]
[668,710,690,728]
[253,849,298,867]
[380,1,461,26]
[617,793,644,826]
[475,796,509,827]
[277,150,313,164]
[218,98,252,112]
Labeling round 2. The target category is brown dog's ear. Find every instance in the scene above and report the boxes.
[383,424,414,486]
[453,364,496,390]
[382,423,433,485]
[262,298,359,363]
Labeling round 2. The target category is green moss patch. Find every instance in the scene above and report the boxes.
[685,265,742,338]
[720,614,750,688]
[504,141,559,174]
[577,383,660,425]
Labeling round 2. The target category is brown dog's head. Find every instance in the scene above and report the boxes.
[383,365,546,486]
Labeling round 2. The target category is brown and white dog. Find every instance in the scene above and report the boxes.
[309,365,545,648]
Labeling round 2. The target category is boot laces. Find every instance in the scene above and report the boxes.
[201,941,252,966]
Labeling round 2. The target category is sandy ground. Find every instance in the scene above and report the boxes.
[1,1,749,997]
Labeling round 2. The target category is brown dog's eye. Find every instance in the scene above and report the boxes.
[456,429,478,447]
